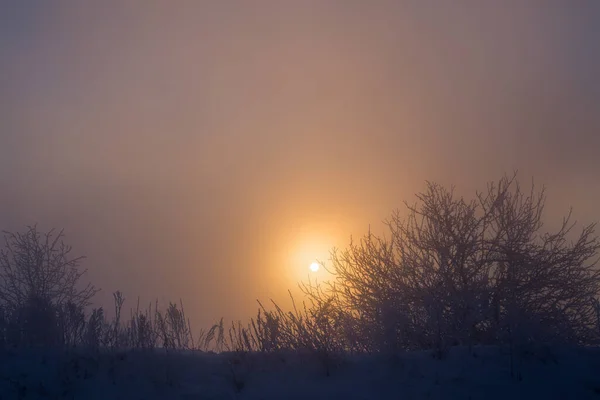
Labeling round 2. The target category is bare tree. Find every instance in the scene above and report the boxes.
[0,226,98,312]
[303,174,600,353]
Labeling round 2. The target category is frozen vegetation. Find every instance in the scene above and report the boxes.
[1,175,600,398]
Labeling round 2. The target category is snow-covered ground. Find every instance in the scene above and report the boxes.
[1,345,599,399]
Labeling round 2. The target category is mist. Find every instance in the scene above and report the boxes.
[2,1,600,328]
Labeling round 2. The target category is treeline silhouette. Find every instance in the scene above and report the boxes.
[1,174,599,358]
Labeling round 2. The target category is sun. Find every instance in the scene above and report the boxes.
[309,262,320,272]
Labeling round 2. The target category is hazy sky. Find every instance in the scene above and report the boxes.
[2,1,600,327]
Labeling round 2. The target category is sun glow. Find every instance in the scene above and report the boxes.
[276,219,348,284]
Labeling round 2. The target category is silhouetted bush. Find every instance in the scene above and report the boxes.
[300,174,600,353]
[0,226,98,348]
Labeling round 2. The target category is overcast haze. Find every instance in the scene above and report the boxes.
[2,1,600,327]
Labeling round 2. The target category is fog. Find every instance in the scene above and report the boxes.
[1,1,600,327]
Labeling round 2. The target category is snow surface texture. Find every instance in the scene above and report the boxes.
[1,346,599,399]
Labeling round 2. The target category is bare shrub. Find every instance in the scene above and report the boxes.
[303,174,600,353]
[0,226,98,311]
[0,226,98,348]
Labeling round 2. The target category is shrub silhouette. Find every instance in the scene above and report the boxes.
[300,174,600,352]
[0,226,98,348]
